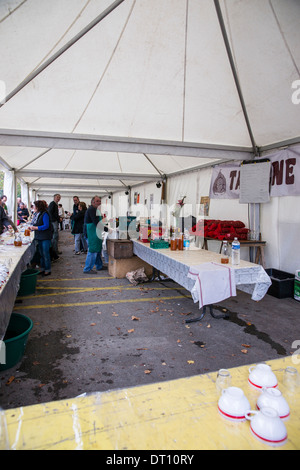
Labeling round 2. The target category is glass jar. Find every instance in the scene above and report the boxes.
[221,240,229,264]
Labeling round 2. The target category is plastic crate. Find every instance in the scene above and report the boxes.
[150,240,170,249]
[266,268,294,299]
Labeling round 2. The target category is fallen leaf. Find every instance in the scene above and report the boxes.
[241,349,248,354]
[177,339,181,343]
[66,334,72,338]
[144,370,151,374]
[187,360,194,364]
[131,316,140,321]
[207,324,211,328]
[128,329,135,333]
[32,361,40,366]
[242,344,251,348]
[90,323,96,326]
[6,376,15,386]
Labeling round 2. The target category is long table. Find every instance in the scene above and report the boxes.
[0,239,35,340]
[132,241,271,317]
[2,356,299,450]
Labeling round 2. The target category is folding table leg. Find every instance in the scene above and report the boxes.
[185,304,229,323]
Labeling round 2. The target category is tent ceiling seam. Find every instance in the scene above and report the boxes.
[72,0,136,132]
[31,0,92,76]
[268,0,300,77]
[63,150,77,171]
[0,0,126,109]
[117,152,123,173]
[17,148,51,171]
[181,0,189,142]
[214,0,258,156]
[0,0,27,24]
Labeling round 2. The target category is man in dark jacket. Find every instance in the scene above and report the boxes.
[48,193,61,257]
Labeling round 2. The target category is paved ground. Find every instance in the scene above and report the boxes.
[0,230,299,410]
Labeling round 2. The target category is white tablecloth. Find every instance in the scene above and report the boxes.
[0,241,35,339]
[132,241,271,309]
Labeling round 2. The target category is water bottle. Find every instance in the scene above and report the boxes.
[183,229,190,250]
[231,237,240,265]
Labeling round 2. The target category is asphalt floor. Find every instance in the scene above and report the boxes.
[0,230,299,410]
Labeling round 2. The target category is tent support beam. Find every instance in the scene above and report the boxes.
[214,0,258,156]
[31,184,128,191]
[0,0,126,108]
[0,129,253,160]
[17,169,158,182]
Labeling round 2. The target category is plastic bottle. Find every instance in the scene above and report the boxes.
[294,270,300,301]
[231,237,240,265]
[183,229,190,250]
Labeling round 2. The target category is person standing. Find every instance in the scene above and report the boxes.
[0,203,13,234]
[58,203,64,230]
[29,200,52,276]
[83,196,104,273]
[17,202,29,223]
[48,193,61,258]
[72,201,88,254]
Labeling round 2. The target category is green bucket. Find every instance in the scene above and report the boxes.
[0,313,33,371]
[17,268,39,296]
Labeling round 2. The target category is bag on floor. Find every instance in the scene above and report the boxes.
[126,267,149,286]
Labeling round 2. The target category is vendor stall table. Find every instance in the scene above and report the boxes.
[132,241,271,320]
[202,238,266,268]
[0,237,35,340]
[2,356,299,450]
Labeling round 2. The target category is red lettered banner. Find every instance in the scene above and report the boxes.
[209,145,300,199]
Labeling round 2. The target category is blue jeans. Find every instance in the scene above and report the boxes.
[51,221,59,255]
[38,239,51,272]
[74,233,88,252]
[83,251,103,272]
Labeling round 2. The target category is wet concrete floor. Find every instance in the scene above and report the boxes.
[0,230,299,410]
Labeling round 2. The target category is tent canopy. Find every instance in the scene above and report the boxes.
[0,0,299,197]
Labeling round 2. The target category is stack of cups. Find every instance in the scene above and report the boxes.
[216,363,298,447]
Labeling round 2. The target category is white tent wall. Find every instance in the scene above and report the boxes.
[261,195,300,275]
[128,182,162,219]
[166,167,250,259]
[20,181,29,208]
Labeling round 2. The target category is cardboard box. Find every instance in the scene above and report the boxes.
[107,239,133,259]
[108,255,153,279]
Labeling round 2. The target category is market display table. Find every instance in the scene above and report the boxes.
[2,356,299,450]
[132,241,271,317]
[0,239,35,340]
[202,237,266,268]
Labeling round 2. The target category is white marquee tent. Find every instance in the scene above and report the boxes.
[0,0,299,273]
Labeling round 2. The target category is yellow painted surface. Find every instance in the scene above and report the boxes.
[13,294,190,311]
[3,356,300,450]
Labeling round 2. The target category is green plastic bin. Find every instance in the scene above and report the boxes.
[17,268,39,296]
[0,313,33,371]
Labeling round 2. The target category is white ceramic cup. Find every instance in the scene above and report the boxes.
[248,363,278,389]
[256,387,290,420]
[218,386,250,421]
[245,407,287,447]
